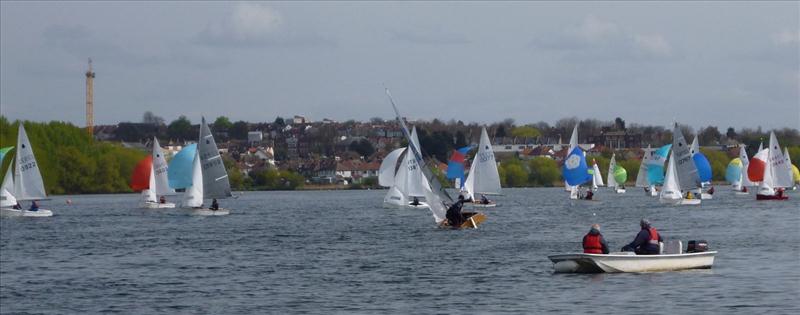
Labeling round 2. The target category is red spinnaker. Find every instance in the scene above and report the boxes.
[130,155,153,191]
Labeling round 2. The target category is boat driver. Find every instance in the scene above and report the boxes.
[621,219,663,255]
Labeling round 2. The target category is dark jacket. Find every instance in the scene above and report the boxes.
[446,200,465,226]
[582,228,609,254]
[625,227,663,255]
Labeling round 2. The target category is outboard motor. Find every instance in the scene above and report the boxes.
[687,240,709,253]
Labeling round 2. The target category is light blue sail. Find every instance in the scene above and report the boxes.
[168,144,197,189]
[562,147,592,186]
[725,158,743,184]
[645,144,671,185]
[693,152,713,182]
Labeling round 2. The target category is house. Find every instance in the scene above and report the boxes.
[248,131,264,144]
[293,115,311,124]
[586,130,642,149]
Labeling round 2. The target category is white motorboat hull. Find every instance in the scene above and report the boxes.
[548,251,716,273]
[141,202,176,209]
[1,208,53,217]
[183,208,230,216]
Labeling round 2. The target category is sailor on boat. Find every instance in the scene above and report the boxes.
[210,198,219,211]
[446,195,466,226]
[159,196,167,204]
[29,200,39,212]
[479,194,490,205]
[582,224,609,254]
[621,219,663,255]
[685,191,694,199]
[410,197,421,206]
[12,202,22,210]
[583,190,594,200]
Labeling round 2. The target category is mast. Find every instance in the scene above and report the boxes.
[85,58,95,137]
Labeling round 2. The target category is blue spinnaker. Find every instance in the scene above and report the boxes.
[725,158,742,184]
[562,147,591,186]
[168,143,197,189]
[693,152,713,182]
[647,165,665,185]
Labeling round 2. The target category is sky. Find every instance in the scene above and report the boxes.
[1,1,798,130]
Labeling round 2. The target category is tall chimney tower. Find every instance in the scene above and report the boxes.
[85,58,95,136]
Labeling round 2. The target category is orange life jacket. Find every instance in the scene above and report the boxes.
[648,227,660,245]
[583,233,603,254]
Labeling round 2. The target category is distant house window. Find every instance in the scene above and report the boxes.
[518,146,524,149]
[505,146,512,150]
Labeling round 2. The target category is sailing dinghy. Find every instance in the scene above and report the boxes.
[690,136,714,199]
[462,127,501,208]
[607,154,627,193]
[385,89,485,228]
[635,145,658,196]
[382,127,430,209]
[143,137,176,208]
[563,147,595,201]
[659,124,701,205]
[0,125,52,217]
[748,132,791,200]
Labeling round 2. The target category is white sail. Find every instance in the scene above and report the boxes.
[608,154,618,189]
[635,145,653,187]
[690,136,699,155]
[199,117,232,199]
[141,164,157,203]
[785,147,796,185]
[660,150,682,201]
[755,149,774,195]
[463,127,501,199]
[13,125,47,201]
[182,150,204,208]
[152,137,175,196]
[768,132,793,188]
[672,124,701,191]
[565,124,579,191]
[403,127,427,197]
[421,172,447,224]
[1,165,17,207]
[378,147,405,187]
[383,185,406,206]
[739,146,754,186]
[592,162,604,189]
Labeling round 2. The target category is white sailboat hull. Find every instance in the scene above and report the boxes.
[659,197,701,205]
[700,193,713,200]
[1,208,53,217]
[186,208,230,216]
[615,188,626,194]
[549,251,716,273]
[141,202,176,209]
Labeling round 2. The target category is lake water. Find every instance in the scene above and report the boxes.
[1,188,798,314]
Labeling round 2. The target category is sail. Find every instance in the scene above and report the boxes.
[726,158,743,184]
[562,147,591,186]
[748,149,768,182]
[446,146,471,189]
[768,132,793,188]
[792,164,800,184]
[385,88,453,216]
[199,117,232,199]
[591,161,604,188]
[463,127,501,198]
[403,127,427,198]
[693,153,713,183]
[739,146,754,186]
[182,150,204,208]
[130,155,153,191]
[383,185,406,206]
[608,154,618,188]
[421,171,447,224]
[0,165,16,207]
[690,136,700,155]
[143,165,157,203]
[152,137,175,196]
[635,146,653,187]
[168,144,197,189]
[14,124,47,200]
[671,124,701,191]
[0,146,12,163]
[646,144,671,185]
[565,124,579,190]
[785,147,798,184]
[379,147,405,187]
[660,150,682,200]
[613,165,627,186]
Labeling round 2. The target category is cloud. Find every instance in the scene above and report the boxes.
[195,3,334,48]
[387,28,471,45]
[531,15,675,61]
[771,30,800,46]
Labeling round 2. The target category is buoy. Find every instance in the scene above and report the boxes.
[66,199,72,205]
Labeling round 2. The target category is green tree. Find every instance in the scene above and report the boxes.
[229,121,249,140]
[528,157,559,186]
[511,126,541,139]
[349,139,375,157]
[213,116,233,131]
[167,116,193,140]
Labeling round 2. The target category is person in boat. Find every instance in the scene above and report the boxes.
[159,196,166,204]
[446,195,466,227]
[644,187,650,194]
[12,202,22,210]
[480,194,490,205]
[685,191,694,199]
[584,190,594,200]
[410,197,421,206]
[741,186,748,193]
[776,188,785,198]
[29,200,39,212]
[707,186,715,195]
[622,219,663,255]
[583,224,609,254]
[210,198,219,211]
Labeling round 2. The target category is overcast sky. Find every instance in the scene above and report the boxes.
[1,1,798,129]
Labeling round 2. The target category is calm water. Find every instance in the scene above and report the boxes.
[1,188,798,314]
